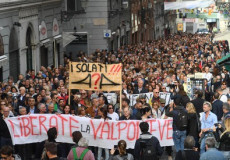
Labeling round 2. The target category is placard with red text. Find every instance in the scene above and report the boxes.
[69,62,122,91]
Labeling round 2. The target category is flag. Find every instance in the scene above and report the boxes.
[199,61,203,69]
[208,9,213,15]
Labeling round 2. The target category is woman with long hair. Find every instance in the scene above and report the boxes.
[141,106,152,121]
[110,140,134,160]
[63,105,71,114]
[177,84,187,96]
[152,102,161,119]
[107,104,119,121]
[186,102,199,148]
[171,84,190,107]
[95,107,110,160]
[77,106,86,117]
[219,118,230,151]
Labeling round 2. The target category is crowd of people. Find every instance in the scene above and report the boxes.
[0,32,230,160]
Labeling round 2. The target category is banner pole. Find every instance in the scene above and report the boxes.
[120,89,122,117]
[68,61,71,105]
[68,88,71,105]
[120,63,122,117]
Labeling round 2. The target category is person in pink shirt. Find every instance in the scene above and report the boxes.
[67,137,95,160]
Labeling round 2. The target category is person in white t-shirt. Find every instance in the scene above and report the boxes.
[217,88,228,103]
[204,66,213,86]
[107,104,119,121]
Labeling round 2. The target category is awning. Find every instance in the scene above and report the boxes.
[54,34,62,44]
[40,39,51,47]
[164,1,215,10]
[0,55,7,68]
[62,32,76,47]
[217,53,230,71]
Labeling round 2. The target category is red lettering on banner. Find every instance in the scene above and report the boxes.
[146,119,156,134]
[166,119,173,139]
[8,120,19,138]
[49,116,58,133]
[57,115,68,135]
[69,116,79,137]
[19,118,23,136]
[110,122,117,140]
[21,117,31,137]
[90,119,102,139]
[100,121,110,139]
[116,121,127,139]
[39,116,47,135]
[136,121,140,140]
[127,121,136,141]
[158,120,167,140]
[29,116,38,136]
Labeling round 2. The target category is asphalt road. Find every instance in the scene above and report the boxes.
[214,30,230,50]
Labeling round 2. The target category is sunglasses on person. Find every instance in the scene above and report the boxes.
[108,107,113,109]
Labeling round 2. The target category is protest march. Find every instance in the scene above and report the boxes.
[0,33,230,160]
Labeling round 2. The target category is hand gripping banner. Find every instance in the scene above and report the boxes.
[5,115,173,149]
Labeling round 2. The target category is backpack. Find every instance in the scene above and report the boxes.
[175,109,188,131]
[139,137,157,160]
[72,148,89,160]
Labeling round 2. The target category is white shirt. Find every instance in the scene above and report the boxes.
[220,94,228,103]
[152,109,162,119]
[107,112,119,121]
[204,72,213,83]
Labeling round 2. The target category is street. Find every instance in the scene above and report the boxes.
[214,30,230,48]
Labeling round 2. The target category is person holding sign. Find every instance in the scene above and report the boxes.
[95,107,111,160]
[141,106,152,121]
[152,102,162,119]
[107,104,119,121]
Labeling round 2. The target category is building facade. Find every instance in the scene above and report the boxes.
[130,0,171,44]
[0,0,63,82]
[62,0,131,59]
[131,0,154,44]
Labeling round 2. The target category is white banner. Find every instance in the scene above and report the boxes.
[127,93,153,106]
[127,92,171,106]
[164,1,214,10]
[5,115,173,149]
[103,93,117,105]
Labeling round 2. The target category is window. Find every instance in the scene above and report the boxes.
[67,0,83,12]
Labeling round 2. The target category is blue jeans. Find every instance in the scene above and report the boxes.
[97,147,109,160]
[173,130,186,152]
[200,133,214,155]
